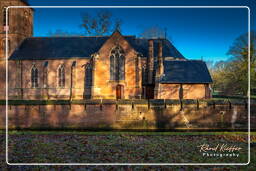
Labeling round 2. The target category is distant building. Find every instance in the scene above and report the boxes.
[1,0,212,100]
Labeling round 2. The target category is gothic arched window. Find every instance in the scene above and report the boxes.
[31,65,39,88]
[84,63,93,99]
[85,63,92,87]
[110,46,125,81]
[2,39,10,55]
[3,7,9,26]
[43,61,48,88]
[142,64,147,84]
[58,64,65,88]
[24,11,29,28]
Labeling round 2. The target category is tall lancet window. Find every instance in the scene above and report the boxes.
[3,8,8,26]
[2,39,10,55]
[58,64,65,88]
[110,46,125,81]
[31,65,39,88]
[3,6,10,27]
[43,61,48,88]
[85,63,92,87]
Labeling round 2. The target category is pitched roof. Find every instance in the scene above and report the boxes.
[160,60,213,84]
[9,37,108,60]
[125,37,185,59]
[9,36,185,60]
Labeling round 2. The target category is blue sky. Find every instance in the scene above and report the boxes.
[23,0,255,62]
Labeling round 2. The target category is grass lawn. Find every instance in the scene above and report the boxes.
[212,94,256,100]
[0,131,255,170]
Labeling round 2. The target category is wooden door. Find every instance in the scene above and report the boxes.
[146,85,155,99]
[116,84,124,99]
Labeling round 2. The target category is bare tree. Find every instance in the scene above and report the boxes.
[205,60,215,70]
[114,18,122,32]
[81,10,122,36]
[139,26,167,39]
[210,31,256,96]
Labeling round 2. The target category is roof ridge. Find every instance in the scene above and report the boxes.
[26,36,172,40]
[164,60,206,63]
[26,35,138,39]
[134,37,167,40]
[189,60,205,62]
[27,36,110,39]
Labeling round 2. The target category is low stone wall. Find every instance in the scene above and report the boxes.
[0,99,255,129]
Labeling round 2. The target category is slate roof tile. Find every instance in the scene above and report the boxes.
[9,36,185,60]
[160,60,213,83]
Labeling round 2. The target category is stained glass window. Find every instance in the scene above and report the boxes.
[110,46,125,81]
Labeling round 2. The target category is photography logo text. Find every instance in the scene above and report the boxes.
[197,143,242,158]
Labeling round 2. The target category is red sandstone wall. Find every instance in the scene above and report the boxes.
[7,32,144,100]
[158,84,209,99]
[158,84,180,99]
[93,31,140,99]
[8,59,90,100]
[183,84,208,99]
[0,100,253,129]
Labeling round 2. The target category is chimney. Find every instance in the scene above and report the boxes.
[157,40,164,76]
[154,40,164,99]
[147,39,154,84]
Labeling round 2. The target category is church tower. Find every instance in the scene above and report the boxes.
[0,0,33,57]
[0,0,33,99]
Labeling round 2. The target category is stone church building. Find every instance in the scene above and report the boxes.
[1,0,213,100]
